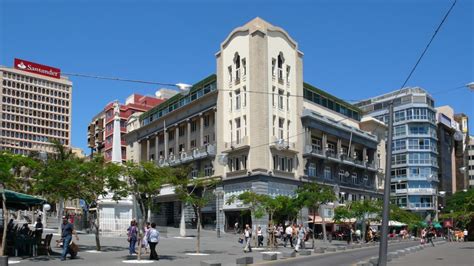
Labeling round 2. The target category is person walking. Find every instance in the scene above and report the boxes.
[426,227,435,247]
[284,224,293,248]
[234,222,239,234]
[147,223,160,260]
[142,222,151,255]
[243,224,252,252]
[295,224,306,251]
[34,217,43,243]
[257,226,264,247]
[463,229,468,242]
[60,216,79,261]
[127,220,138,255]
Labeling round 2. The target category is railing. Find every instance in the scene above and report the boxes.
[407,188,436,194]
[408,202,434,209]
[277,68,283,83]
[326,150,337,159]
[225,136,249,150]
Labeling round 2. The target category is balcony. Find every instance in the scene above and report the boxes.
[407,202,435,210]
[224,136,250,152]
[157,143,216,167]
[269,138,297,152]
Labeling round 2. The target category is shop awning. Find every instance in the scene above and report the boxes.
[307,215,356,224]
[3,190,46,210]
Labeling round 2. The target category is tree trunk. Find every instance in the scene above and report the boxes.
[93,214,101,251]
[196,208,201,254]
[137,199,146,261]
[1,192,8,256]
[321,206,327,242]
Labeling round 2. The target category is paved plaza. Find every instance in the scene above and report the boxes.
[5,227,473,266]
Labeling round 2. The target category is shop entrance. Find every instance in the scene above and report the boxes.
[225,210,251,232]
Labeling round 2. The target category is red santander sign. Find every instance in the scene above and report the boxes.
[14,58,61,79]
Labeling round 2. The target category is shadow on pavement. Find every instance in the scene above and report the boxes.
[76,244,128,252]
[121,254,182,261]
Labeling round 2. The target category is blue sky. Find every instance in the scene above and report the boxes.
[1,0,472,153]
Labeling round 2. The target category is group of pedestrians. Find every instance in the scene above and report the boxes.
[127,220,160,260]
[238,223,308,252]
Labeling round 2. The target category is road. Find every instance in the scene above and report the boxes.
[260,241,422,266]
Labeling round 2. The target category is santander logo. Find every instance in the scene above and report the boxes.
[17,61,27,70]
[14,58,61,79]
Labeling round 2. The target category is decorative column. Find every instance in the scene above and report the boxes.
[337,138,342,157]
[155,134,159,163]
[111,102,122,164]
[147,138,151,161]
[200,113,204,146]
[175,126,179,156]
[363,147,368,163]
[322,133,327,154]
[187,119,191,152]
[136,140,142,163]
[164,129,169,160]
[305,127,311,148]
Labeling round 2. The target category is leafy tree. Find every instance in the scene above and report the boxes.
[333,199,382,242]
[171,166,220,254]
[389,204,422,233]
[0,152,38,255]
[33,141,82,226]
[76,156,124,251]
[295,183,336,248]
[122,161,172,260]
[441,189,474,229]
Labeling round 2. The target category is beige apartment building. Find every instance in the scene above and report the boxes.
[0,60,72,155]
[125,18,385,232]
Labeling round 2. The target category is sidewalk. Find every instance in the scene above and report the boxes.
[388,241,474,266]
[6,227,353,266]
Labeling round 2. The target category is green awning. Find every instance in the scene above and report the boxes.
[3,190,46,210]
[433,222,442,229]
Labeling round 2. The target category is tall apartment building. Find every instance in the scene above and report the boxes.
[124,18,385,232]
[0,59,72,154]
[435,106,461,209]
[468,137,474,188]
[356,88,439,218]
[87,94,165,162]
[454,113,470,191]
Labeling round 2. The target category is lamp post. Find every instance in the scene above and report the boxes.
[378,102,394,266]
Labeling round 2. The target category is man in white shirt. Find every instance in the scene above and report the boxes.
[463,229,468,242]
[284,225,293,248]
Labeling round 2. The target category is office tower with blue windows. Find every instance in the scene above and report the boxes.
[355,88,438,218]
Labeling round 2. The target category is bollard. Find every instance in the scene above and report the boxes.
[236,256,253,265]
[200,260,221,266]
[263,253,277,261]
[282,251,296,258]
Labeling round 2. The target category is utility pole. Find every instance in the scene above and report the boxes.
[378,102,394,266]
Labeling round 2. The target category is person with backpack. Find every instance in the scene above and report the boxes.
[127,220,138,255]
[147,223,160,260]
